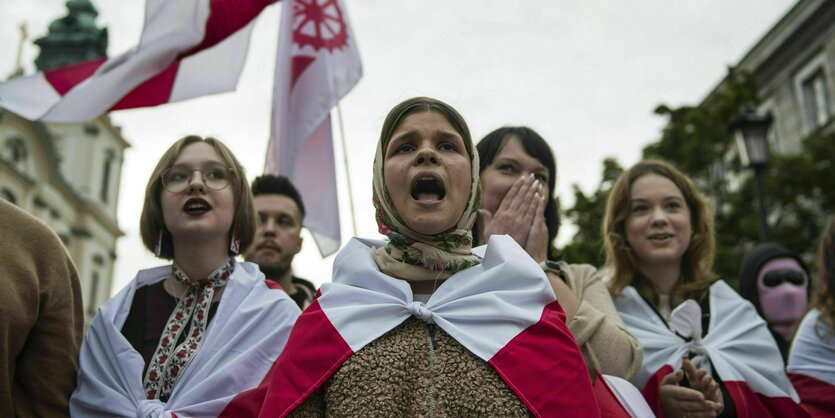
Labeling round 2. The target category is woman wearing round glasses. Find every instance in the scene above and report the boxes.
[70,136,300,417]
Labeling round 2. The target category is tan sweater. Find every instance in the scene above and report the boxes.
[0,200,83,418]
[290,316,530,417]
[557,262,643,380]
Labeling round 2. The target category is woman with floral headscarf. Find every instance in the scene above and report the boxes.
[222,97,599,417]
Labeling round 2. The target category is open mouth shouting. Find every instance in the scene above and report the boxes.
[410,174,446,203]
[183,198,212,216]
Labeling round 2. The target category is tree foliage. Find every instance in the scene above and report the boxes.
[559,68,834,287]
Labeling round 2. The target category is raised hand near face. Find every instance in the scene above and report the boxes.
[479,173,542,255]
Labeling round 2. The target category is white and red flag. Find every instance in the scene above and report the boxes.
[0,0,274,122]
[264,0,363,257]
[787,309,835,417]
[615,281,809,417]
[221,236,601,417]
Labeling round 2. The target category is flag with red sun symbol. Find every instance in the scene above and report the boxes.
[264,0,363,257]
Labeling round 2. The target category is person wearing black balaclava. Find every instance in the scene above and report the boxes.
[740,243,810,362]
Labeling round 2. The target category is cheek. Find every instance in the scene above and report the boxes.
[480,176,511,213]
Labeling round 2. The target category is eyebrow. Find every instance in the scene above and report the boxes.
[170,161,226,169]
[630,196,685,203]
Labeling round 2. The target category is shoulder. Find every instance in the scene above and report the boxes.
[0,200,66,254]
[556,262,600,284]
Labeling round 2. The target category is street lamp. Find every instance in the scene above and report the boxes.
[730,108,773,242]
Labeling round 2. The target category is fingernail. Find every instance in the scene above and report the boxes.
[535,192,541,198]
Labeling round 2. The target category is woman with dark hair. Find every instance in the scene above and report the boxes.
[605,159,806,418]
[223,98,599,417]
[740,243,810,362]
[476,126,642,380]
[788,216,835,416]
[70,136,300,417]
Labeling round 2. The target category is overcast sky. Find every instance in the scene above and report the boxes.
[0,0,797,295]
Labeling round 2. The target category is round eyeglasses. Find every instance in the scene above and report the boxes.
[161,165,234,193]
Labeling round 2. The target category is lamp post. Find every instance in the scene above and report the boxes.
[730,109,773,242]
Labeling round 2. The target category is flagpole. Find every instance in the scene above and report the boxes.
[336,103,358,236]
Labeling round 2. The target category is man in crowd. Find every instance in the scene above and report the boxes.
[245,175,317,309]
[0,198,83,417]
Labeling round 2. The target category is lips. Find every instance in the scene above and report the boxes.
[410,173,446,202]
[648,233,673,241]
[183,198,212,215]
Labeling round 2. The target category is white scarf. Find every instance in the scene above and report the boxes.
[788,309,835,385]
[70,262,300,418]
[616,280,799,401]
[226,235,599,418]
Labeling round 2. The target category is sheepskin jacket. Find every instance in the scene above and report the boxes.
[290,316,530,417]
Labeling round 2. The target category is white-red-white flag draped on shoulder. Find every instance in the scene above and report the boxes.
[0,0,274,122]
[616,281,809,418]
[264,0,363,257]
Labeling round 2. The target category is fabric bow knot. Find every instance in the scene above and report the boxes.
[670,300,710,369]
[407,301,434,323]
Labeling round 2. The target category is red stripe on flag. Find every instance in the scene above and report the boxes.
[182,0,277,58]
[221,300,353,418]
[265,279,283,290]
[488,301,600,417]
[789,372,835,418]
[642,364,674,417]
[43,57,107,95]
[110,61,180,110]
[291,56,315,87]
[591,374,632,418]
[724,380,810,418]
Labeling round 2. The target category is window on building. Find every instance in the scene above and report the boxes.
[802,68,831,130]
[88,272,100,318]
[2,137,27,166]
[0,188,17,205]
[101,149,115,203]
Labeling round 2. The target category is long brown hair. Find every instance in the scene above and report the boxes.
[604,159,715,305]
[139,135,257,259]
[813,216,835,335]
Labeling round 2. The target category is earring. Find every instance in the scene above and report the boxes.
[230,235,240,255]
[155,230,163,257]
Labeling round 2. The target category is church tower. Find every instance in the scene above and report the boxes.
[0,0,129,325]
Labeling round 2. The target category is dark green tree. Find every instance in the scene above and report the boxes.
[559,158,623,266]
[559,67,833,286]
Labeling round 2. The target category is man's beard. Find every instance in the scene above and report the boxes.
[248,256,292,279]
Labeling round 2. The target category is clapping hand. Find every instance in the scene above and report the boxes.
[659,361,723,418]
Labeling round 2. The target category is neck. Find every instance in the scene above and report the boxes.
[637,262,681,295]
[274,270,296,294]
[172,236,231,282]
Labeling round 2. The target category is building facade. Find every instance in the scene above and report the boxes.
[0,0,128,324]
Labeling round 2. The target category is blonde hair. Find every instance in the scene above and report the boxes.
[813,216,835,336]
[139,135,257,259]
[604,159,715,304]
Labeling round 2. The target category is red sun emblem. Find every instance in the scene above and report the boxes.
[292,0,349,51]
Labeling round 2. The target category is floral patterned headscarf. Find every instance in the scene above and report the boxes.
[371,99,481,280]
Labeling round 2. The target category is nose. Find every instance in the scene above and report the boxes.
[262,217,277,236]
[186,170,207,193]
[650,206,668,226]
[414,147,438,166]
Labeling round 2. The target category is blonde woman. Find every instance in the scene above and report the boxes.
[70,136,299,417]
[604,160,805,418]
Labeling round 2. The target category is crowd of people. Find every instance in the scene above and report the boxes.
[2,96,833,417]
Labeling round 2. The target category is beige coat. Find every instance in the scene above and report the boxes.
[557,261,643,380]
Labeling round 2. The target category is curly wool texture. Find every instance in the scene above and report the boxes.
[290,317,530,417]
